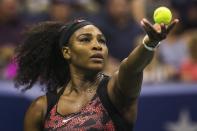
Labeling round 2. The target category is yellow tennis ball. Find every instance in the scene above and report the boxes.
[153,6,172,25]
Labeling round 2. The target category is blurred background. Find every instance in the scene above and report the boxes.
[0,0,196,131]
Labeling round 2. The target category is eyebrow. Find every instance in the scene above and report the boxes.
[77,33,105,38]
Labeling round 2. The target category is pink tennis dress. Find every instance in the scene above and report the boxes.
[43,75,133,131]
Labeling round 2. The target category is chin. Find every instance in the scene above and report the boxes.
[88,63,105,72]
[91,65,104,71]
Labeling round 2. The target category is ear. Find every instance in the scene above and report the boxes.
[62,47,71,60]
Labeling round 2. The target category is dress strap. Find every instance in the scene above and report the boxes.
[46,85,67,118]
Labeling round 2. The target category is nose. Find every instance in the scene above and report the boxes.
[92,41,102,51]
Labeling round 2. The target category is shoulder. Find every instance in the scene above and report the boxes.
[28,95,47,118]
[24,95,47,128]
[29,95,47,109]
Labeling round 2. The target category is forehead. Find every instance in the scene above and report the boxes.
[73,25,103,36]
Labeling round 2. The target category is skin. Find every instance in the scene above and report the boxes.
[24,18,179,131]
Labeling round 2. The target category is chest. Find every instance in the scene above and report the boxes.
[57,91,96,116]
[44,95,115,131]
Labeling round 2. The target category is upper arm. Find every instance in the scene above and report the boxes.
[117,59,143,97]
[107,59,143,123]
[108,58,143,101]
[24,95,47,131]
[107,72,140,123]
[107,42,154,123]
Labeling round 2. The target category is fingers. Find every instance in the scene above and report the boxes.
[142,19,158,33]
[141,18,179,34]
[141,18,157,37]
[140,18,179,42]
[160,23,166,33]
[166,19,179,34]
[160,23,167,39]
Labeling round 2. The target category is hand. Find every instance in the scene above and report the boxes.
[141,18,179,47]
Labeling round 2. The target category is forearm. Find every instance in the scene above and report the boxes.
[123,43,155,74]
[116,41,155,99]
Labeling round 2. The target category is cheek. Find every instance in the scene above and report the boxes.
[70,48,90,64]
[103,46,109,57]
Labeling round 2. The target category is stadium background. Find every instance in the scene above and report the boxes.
[0,0,196,130]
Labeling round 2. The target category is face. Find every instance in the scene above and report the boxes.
[62,25,108,72]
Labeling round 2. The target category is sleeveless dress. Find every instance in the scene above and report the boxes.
[44,75,133,131]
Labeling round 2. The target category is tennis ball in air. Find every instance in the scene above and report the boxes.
[153,6,172,25]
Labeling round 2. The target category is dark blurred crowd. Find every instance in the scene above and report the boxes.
[0,0,196,84]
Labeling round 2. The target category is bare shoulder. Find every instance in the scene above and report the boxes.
[29,95,47,111]
[24,95,47,131]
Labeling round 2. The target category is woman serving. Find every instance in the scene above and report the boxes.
[15,18,178,131]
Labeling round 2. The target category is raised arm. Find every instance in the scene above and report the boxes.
[107,18,179,123]
[24,96,47,131]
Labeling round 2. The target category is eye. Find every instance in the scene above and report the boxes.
[98,38,106,44]
[79,37,91,43]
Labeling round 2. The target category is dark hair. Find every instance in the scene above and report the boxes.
[14,21,70,92]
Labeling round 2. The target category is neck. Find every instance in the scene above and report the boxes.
[68,66,103,93]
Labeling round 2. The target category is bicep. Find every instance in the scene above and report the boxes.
[107,64,143,123]
[109,60,143,101]
[24,96,47,131]
[108,76,138,123]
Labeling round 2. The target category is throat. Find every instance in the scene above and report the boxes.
[70,81,99,94]
[67,73,104,94]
